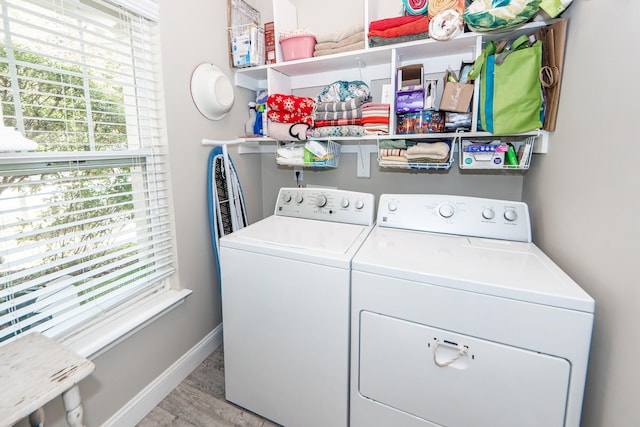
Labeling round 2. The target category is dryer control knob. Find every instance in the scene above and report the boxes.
[438,203,455,218]
[355,199,365,210]
[340,198,350,208]
[504,208,518,222]
[295,194,304,204]
[482,208,495,220]
[283,193,292,203]
[316,195,327,208]
[387,202,397,212]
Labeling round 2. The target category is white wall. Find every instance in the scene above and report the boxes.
[523,2,640,426]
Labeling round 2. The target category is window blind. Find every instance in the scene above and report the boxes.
[0,0,175,345]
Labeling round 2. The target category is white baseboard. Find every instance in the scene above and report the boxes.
[102,324,223,427]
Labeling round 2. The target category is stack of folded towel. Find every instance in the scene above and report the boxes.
[361,102,391,135]
[379,140,450,164]
[314,24,366,57]
[368,15,430,47]
[267,94,316,141]
[311,80,372,138]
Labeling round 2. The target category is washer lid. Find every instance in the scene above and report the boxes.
[352,226,595,313]
[220,215,373,268]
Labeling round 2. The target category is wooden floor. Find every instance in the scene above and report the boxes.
[137,346,279,427]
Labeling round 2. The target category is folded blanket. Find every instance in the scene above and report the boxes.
[314,109,362,121]
[311,125,365,137]
[368,16,430,39]
[314,41,366,57]
[267,110,314,126]
[406,155,449,163]
[315,23,364,43]
[314,118,362,127]
[267,121,310,141]
[361,109,390,117]
[369,15,423,32]
[406,142,450,157]
[267,94,316,115]
[368,32,430,47]
[316,96,368,112]
[379,139,407,149]
[315,32,365,51]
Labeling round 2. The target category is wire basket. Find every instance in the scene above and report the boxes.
[378,139,454,171]
[458,136,535,170]
[276,140,340,168]
[228,24,265,68]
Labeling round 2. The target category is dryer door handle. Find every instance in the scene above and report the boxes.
[433,339,469,368]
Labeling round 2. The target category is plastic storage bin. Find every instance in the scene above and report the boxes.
[279,35,316,61]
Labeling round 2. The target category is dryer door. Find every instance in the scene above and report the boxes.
[358,311,571,427]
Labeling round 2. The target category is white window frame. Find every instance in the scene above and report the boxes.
[0,0,189,358]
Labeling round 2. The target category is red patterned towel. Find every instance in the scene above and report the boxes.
[267,94,316,115]
[267,110,314,126]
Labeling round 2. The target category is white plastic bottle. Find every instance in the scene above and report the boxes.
[245,102,256,136]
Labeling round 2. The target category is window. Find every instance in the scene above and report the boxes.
[0,0,177,349]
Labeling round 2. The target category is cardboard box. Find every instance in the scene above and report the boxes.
[396,90,424,113]
[397,64,424,91]
[440,69,474,113]
[264,21,276,64]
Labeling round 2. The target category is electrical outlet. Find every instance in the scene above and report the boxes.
[294,167,303,184]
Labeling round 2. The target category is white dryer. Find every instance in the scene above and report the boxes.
[220,187,375,427]
[350,194,594,427]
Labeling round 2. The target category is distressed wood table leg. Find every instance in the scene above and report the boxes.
[62,385,85,427]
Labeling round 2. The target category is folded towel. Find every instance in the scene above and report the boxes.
[267,121,310,141]
[314,109,362,121]
[379,139,407,149]
[267,94,316,115]
[369,15,423,32]
[380,148,406,157]
[361,116,390,124]
[361,102,391,111]
[314,118,362,127]
[314,31,365,51]
[406,142,450,157]
[310,125,365,137]
[406,154,449,163]
[313,41,366,57]
[315,23,364,43]
[368,16,430,39]
[381,155,408,163]
[316,96,368,112]
[267,110,314,126]
[368,32,429,47]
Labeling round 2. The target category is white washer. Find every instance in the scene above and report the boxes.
[350,194,594,427]
[220,187,375,427]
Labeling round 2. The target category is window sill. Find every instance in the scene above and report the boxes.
[60,288,192,359]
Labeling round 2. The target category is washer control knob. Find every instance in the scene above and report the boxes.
[316,195,327,208]
[355,199,365,210]
[387,202,397,212]
[438,203,455,218]
[340,198,350,208]
[295,194,304,204]
[482,208,495,220]
[283,193,292,203]
[504,208,518,222]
